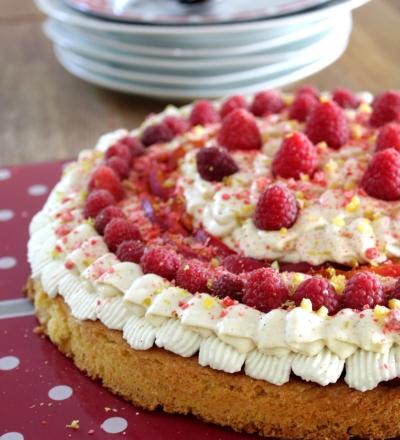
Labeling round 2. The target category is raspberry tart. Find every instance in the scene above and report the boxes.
[27,88,400,439]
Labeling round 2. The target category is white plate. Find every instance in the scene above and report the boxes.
[53,28,350,100]
[65,0,332,25]
[44,15,349,72]
[36,0,369,35]
[43,15,341,58]
[53,14,351,88]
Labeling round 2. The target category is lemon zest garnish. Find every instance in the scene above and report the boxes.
[332,215,345,228]
[85,217,95,227]
[324,159,338,174]
[300,173,310,182]
[364,209,381,221]
[210,257,220,268]
[239,205,254,217]
[51,249,60,259]
[359,103,372,114]
[142,297,151,307]
[389,299,400,310]
[356,219,372,235]
[222,175,233,186]
[373,305,390,320]
[317,306,329,318]
[82,258,93,268]
[291,273,305,290]
[66,420,80,430]
[345,196,361,213]
[271,260,280,270]
[282,94,294,106]
[300,298,313,312]
[326,267,336,278]
[317,141,328,150]
[279,227,288,236]
[193,125,205,136]
[344,180,356,191]
[330,274,346,294]
[202,296,216,310]
[79,189,88,203]
[162,179,175,189]
[351,124,363,140]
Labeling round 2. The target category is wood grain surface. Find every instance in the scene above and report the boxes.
[1,0,399,166]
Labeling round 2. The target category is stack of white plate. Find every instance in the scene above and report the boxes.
[36,0,369,100]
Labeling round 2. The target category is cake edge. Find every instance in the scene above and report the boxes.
[26,278,400,440]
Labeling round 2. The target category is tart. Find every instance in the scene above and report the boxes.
[27,87,400,439]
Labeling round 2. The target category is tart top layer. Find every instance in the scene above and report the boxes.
[38,87,400,317]
[28,87,400,391]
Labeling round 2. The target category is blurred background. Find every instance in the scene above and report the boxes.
[1,0,399,165]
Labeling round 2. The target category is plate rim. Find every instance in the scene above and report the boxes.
[36,0,369,35]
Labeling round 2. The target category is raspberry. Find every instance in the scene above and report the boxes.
[210,272,244,299]
[106,156,130,180]
[272,132,317,179]
[342,272,384,310]
[88,166,124,201]
[288,93,318,122]
[332,88,360,109]
[376,122,400,152]
[250,91,284,117]
[83,189,115,219]
[189,100,220,126]
[141,247,180,281]
[370,90,400,127]
[296,85,319,98]
[253,184,298,230]
[218,109,262,151]
[293,277,340,315]
[116,239,145,263]
[163,115,190,135]
[141,122,174,147]
[196,146,238,182]
[305,101,349,149]
[120,136,145,158]
[243,268,289,312]
[390,279,400,300]
[220,95,247,119]
[176,259,211,294]
[103,218,142,252]
[222,255,264,274]
[361,148,400,201]
[94,205,125,234]
[105,143,131,162]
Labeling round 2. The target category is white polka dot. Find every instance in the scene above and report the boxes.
[48,385,73,401]
[27,184,48,196]
[0,257,17,269]
[0,169,11,181]
[0,433,24,440]
[0,210,14,221]
[0,356,20,371]
[101,417,128,434]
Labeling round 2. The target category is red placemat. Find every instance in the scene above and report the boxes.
[0,161,254,440]
[0,161,64,300]
[0,315,252,440]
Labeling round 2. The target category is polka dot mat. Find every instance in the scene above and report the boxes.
[0,161,248,439]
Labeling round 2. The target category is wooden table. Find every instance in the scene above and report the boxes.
[1,0,399,166]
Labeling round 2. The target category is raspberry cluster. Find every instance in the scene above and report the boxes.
[79,87,400,317]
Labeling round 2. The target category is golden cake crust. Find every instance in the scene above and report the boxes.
[27,279,400,440]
